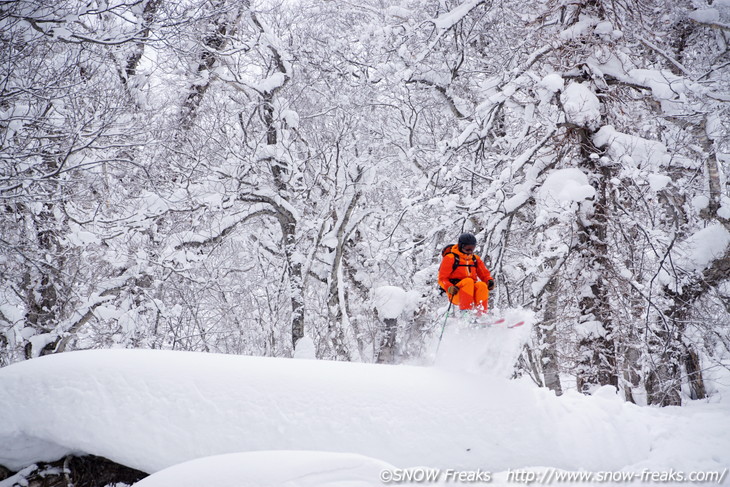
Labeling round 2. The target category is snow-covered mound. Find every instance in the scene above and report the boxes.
[133,450,396,487]
[0,349,650,475]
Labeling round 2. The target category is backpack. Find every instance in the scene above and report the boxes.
[438,244,480,293]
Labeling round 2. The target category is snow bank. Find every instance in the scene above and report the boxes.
[134,451,395,487]
[0,349,650,475]
[293,336,316,360]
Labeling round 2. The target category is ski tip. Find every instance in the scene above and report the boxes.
[508,321,525,328]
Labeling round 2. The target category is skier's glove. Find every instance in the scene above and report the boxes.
[447,286,459,296]
[487,279,495,290]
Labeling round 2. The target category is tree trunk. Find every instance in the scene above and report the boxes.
[575,127,618,393]
[325,171,362,360]
[621,337,643,404]
[376,317,398,364]
[180,2,242,129]
[646,245,730,405]
[23,152,66,358]
[538,272,562,395]
[683,344,706,400]
[286,227,306,349]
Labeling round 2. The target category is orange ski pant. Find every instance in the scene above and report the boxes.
[450,278,489,311]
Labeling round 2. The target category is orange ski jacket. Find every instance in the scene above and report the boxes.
[438,244,492,292]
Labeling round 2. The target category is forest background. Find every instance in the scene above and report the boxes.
[1,0,729,407]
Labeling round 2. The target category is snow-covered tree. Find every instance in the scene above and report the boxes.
[1,0,727,406]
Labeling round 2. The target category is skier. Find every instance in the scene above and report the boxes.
[438,233,494,317]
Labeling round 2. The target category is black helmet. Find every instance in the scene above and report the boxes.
[458,233,477,250]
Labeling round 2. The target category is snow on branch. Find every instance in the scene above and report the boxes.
[249,12,292,86]
[688,8,730,32]
[16,4,162,47]
[592,125,670,169]
[528,249,572,304]
[238,190,300,222]
[211,9,292,97]
[406,78,467,118]
[373,286,410,320]
[431,0,487,30]
[588,51,730,111]
[659,226,730,311]
[173,204,277,250]
[474,129,558,232]
[666,224,730,279]
[637,37,692,79]
[411,0,490,66]
[32,267,149,357]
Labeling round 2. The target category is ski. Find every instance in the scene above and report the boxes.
[447,311,526,329]
[474,318,525,328]
[480,317,505,326]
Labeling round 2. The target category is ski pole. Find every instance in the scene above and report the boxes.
[435,301,453,355]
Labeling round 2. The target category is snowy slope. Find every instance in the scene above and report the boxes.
[0,347,729,486]
[0,347,646,472]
